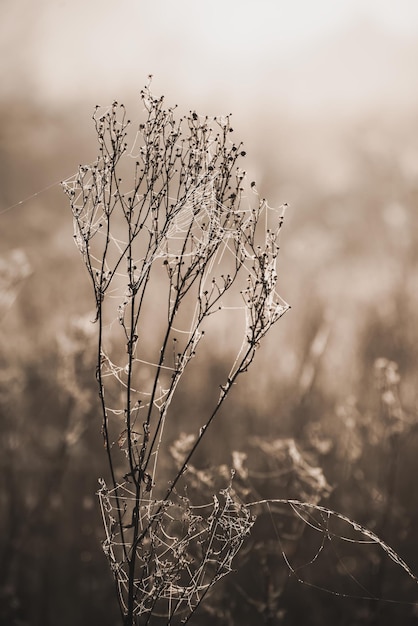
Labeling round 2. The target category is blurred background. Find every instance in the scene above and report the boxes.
[2,1,418,624]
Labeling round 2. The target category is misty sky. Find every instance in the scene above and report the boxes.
[2,0,418,116]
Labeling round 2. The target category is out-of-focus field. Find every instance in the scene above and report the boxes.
[2,6,418,624]
[2,94,418,626]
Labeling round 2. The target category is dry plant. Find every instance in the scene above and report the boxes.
[62,82,289,625]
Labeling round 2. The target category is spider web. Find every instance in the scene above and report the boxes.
[61,103,290,433]
[247,497,418,610]
[98,478,254,619]
[62,156,289,331]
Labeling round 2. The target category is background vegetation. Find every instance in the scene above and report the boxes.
[2,91,418,625]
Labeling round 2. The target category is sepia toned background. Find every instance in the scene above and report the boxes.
[2,1,418,624]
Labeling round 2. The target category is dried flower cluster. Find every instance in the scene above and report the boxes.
[62,84,288,624]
